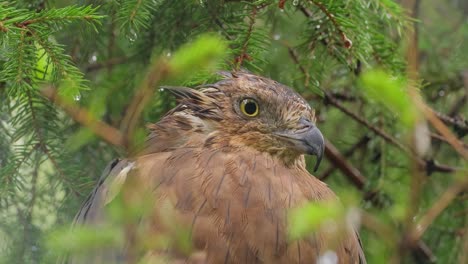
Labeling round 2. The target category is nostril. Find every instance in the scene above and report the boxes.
[299,116,313,128]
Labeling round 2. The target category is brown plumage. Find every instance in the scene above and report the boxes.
[71,72,365,263]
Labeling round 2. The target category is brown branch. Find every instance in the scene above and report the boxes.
[286,44,310,88]
[324,92,459,175]
[119,60,170,149]
[325,92,409,152]
[422,104,468,159]
[85,57,129,72]
[320,135,370,180]
[408,176,468,245]
[0,21,7,32]
[41,87,124,148]
[433,109,468,136]
[324,140,366,189]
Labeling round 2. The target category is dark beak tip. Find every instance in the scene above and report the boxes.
[312,146,323,172]
[304,126,324,172]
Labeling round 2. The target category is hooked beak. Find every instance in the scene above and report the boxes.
[275,117,325,172]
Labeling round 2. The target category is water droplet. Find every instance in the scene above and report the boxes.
[128,30,137,42]
[273,34,281,40]
[73,93,81,101]
[438,90,445,97]
[89,53,97,63]
[316,25,321,29]
[293,0,299,6]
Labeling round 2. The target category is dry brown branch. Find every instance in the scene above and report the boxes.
[408,176,468,245]
[41,87,125,147]
[422,104,468,159]
[119,60,170,149]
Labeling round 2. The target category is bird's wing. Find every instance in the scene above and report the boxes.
[63,158,134,264]
[73,158,131,225]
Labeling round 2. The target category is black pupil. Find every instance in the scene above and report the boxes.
[244,101,257,115]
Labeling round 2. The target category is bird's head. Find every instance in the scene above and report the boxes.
[165,72,324,169]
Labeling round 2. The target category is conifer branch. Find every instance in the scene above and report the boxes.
[234,6,257,70]
[26,90,81,197]
[308,0,352,48]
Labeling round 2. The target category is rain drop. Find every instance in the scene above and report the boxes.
[89,53,97,63]
[128,30,137,42]
[293,0,299,6]
[73,93,81,101]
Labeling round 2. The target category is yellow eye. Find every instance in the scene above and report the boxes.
[240,98,259,117]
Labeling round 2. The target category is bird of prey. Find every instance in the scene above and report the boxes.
[71,71,366,263]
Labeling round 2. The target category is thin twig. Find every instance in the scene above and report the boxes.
[430,132,468,148]
[85,57,129,72]
[325,92,409,152]
[324,92,458,174]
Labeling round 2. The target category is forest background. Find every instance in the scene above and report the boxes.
[0,0,467,263]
